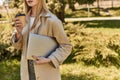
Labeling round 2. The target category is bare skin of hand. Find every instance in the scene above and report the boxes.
[14,18,23,40]
[32,55,51,65]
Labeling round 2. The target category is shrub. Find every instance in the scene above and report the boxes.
[1,21,120,68]
[0,24,21,61]
[65,23,120,67]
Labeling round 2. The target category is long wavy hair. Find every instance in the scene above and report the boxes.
[24,0,50,30]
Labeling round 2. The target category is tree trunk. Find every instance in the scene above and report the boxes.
[87,3,90,17]
[97,0,100,15]
[111,0,113,8]
[47,0,65,22]
[68,0,75,11]
[56,0,65,22]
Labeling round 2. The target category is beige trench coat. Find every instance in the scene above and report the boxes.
[11,12,72,80]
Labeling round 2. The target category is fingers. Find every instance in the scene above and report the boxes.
[14,18,23,27]
[15,20,22,24]
[34,60,41,65]
[32,56,42,65]
[33,57,50,65]
[15,23,23,27]
[14,18,20,22]
[13,18,23,34]
[34,59,44,65]
[32,55,50,65]
[32,55,39,60]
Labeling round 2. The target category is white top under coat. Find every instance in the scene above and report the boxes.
[30,17,35,28]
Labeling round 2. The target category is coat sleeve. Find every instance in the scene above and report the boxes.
[11,29,23,50]
[48,19,72,68]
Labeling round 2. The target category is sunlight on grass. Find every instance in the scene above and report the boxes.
[1,20,120,80]
[0,60,20,80]
[60,63,120,80]
[0,60,120,80]
[84,28,120,36]
[65,7,120,18]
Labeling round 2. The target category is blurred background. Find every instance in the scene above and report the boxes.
[0,0,120,80]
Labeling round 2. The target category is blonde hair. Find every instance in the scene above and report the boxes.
[24,0,50,30]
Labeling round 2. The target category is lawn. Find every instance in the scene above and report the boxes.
[0,20,120,80]
[65,7,120,18]
[0,60,20,80]
[0,60,120,80]
[61,63,120,80]
[1,4,120,80]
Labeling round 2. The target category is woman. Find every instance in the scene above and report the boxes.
[11,0,72,80]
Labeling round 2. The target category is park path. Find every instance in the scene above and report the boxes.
[1,16,120,24]
[65,16,120,22]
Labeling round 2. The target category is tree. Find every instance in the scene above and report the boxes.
[111,0,113,8]
[97,0,100,15]
[77,0,96,17]
[48,0,65,22]
[0,14,2,18]
[13,0,23,8]
[65,0,76,11]
[78,0,96,5]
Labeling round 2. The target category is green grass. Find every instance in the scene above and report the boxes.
[0,23,12,34]
[61,63,120,80]
[65,7,120,18]
[65,21,120,67]
[0,18,8,21]
[1,20,120,80]
[65,8,92,18]
[80,20,120,28]
[0,60,20,80]
[1,60,120,80]
[78,20,120,37]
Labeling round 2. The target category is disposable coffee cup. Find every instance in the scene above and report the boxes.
[15,13,26,27]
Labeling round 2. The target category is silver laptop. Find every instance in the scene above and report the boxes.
[27,33,58,60]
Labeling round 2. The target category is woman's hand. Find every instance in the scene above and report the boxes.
[14,18,24,33]
[32,55,51,65]
[14,18,24,40]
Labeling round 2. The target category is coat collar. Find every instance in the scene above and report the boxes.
[39,12,51,18]
[25,10,51,33]
[26,10,51,23]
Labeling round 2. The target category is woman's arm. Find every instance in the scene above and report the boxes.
[11,29,23,50]
[48,19,72,68]
[11,17,24,50]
